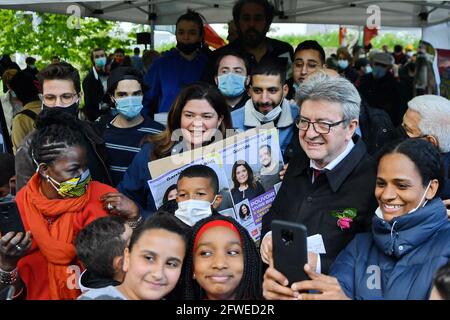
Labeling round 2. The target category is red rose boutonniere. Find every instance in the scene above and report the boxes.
[331,208,357,230]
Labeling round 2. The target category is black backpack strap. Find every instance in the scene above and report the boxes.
[16,109,38,121]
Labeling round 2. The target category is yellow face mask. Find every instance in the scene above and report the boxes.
[46,169,91,198]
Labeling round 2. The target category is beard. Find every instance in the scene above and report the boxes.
[241,28,265,48]
[255,101,277,114]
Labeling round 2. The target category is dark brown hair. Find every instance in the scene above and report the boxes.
[231,160,257,189]
[144,82,232,160]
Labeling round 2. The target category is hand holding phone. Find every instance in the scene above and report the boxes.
[0,201,25,235]
[271,220,308,285]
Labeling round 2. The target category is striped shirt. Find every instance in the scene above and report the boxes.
[97,115,164,186]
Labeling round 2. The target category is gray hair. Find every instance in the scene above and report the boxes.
[296,72,361,125]
[408,95,450,153]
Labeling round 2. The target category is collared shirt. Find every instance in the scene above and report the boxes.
[261,135,377,274]
[310,138,355,173]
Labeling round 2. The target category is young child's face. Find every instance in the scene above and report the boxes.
[121,229,186,300]
[177,177,218,206]
[193,226,244,300]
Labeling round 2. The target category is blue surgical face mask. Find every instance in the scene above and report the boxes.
[114,96,143,120]
[365,65,373,74]
[95,56,107,69]
[217,73,246,97]
[372,65,387,79]
[111,108,119,116]
[338,59,349,70]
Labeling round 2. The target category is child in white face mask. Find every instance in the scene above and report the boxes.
[174,165,223,227]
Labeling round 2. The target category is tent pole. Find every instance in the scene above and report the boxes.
[148,1,156,50]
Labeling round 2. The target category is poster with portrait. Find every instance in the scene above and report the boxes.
[148,155,232,213]
[147,124,284,241]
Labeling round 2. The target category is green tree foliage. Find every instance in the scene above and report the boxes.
[272,32,419,52]
[154,31,419,56]
[0,9,132,72]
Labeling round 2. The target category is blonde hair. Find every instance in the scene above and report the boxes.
[2,68,18,87]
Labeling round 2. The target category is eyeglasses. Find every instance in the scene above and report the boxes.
[293,61,319,70]
[295,117,347,134]
[42,93,78,106]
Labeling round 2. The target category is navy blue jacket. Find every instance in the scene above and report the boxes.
[439,152,450,200]
[330,198,450,300]
[117,143,156,218]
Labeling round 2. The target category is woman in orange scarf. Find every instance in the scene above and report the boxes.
[0,110,141,300]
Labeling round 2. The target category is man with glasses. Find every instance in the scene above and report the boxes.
[286,40,325,101]
[260,73,378,283]
[399,94,450,213]
[14,62,113,191]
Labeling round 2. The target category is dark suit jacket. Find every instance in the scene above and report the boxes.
[262,136,378,274]
[82,67,109,122]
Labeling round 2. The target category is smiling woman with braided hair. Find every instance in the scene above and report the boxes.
[0,108,118,300]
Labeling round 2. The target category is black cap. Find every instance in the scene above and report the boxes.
[106,66,142,94]
[354,58,370,70]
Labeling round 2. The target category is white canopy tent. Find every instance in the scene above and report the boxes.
[1,1,448,85]
[0,0,449,27]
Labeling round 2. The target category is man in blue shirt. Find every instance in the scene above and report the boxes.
[130,47,144,74]
[143,10,208,115]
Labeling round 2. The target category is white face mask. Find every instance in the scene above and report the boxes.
[252,103,283,123]
[408,180,431,214]
[174,196,217,227]
[375,180,432,219]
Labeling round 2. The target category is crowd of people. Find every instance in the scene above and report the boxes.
[0,0,450,301]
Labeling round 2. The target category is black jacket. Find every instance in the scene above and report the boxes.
[262,136,377,274]
[15,119,113,191]
[286,77,296,101]
[358,100,395,156]
[357,72,404,126]
[82,67,109,122]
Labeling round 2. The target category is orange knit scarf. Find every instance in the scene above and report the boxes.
[16,173,92,300]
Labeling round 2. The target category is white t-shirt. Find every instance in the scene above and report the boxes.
[77,285,127,300]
